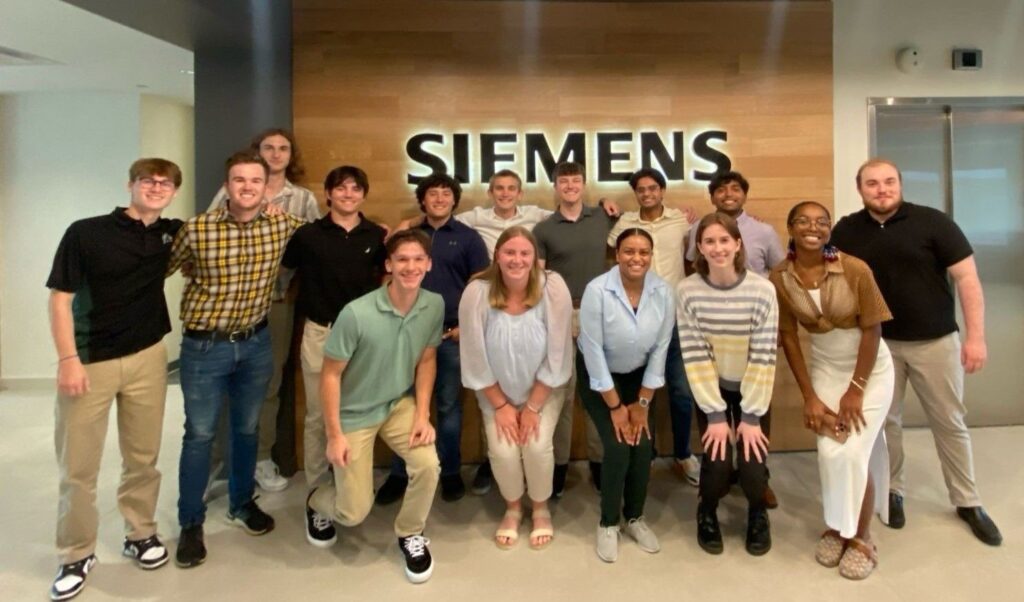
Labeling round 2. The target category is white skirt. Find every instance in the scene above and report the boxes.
[809,326,894,538]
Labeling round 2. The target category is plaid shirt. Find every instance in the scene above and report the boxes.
[168,209,304,331]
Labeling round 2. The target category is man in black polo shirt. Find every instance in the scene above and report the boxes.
[831,157,1001,546]
[375,172,489,506]
[46,158,183,601]
[533,161,618,496]
[280,165,387,546]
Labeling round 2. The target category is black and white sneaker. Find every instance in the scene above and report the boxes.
[122,535,169,569]
[49,554,96,601]
[227,497,275,535]
[398,534,433,584]
[305,490,337,548]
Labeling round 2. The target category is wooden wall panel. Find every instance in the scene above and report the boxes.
[293,0,833,458]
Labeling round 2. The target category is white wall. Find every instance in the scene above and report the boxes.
[0,92,141,382]
[833,0,1024,217]
[140,95,195,364]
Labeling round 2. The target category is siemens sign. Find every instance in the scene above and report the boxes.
[405,130,730,185]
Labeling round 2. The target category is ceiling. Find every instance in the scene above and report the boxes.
[0,0,194,104]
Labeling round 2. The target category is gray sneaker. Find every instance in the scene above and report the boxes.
[624,517,660,553]
[596,525,620,563]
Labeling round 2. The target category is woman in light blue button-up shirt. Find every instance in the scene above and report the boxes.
[577,228,675,563]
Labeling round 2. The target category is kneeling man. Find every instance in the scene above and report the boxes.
[306,228,443,583]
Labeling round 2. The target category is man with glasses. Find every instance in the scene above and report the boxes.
[47,159,183,601]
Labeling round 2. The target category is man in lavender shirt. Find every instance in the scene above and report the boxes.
[685,170,785,509]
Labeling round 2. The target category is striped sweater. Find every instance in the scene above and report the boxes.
[676,271,779,424]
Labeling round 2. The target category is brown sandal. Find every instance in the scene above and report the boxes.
[815,529,847,568]
[839,537,878,580]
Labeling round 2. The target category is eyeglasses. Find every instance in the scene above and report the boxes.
[137,178,176,190]
[791,217,831,228]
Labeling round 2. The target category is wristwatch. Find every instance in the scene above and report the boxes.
[638,396,651,408]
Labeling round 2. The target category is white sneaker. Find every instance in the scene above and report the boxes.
[254,459,289,492]
[596,525,620,563]
[624,517,661,553]
[674,455,701,487]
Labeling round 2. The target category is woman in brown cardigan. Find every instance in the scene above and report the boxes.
[769,201,894,580]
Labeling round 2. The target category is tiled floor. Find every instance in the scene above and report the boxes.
[1,384,1020,601]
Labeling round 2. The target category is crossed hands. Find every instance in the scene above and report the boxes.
[494,404,543,446]
[610,404,651,446]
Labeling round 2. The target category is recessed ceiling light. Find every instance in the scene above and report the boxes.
[136,84,149,89]
[180,69,194,75]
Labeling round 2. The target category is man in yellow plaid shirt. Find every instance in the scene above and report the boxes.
[166,151,304,568]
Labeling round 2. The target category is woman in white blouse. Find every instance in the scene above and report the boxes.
[458,226,573,550]
[577,228,675,563]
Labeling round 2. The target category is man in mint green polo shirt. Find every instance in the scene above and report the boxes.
[305,229,444,584]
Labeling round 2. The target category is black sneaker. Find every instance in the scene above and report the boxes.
[696,504,723,555]
[746,507,772,556]
[440,473,466,502]
[375,475,409,506]
[227,498,275,535]
[122,535,169,569]
[175,526,206,568]
[887,491,906,529]
[305,490,337,548]
[471,461,493,496]
[398,534,433,583]
[551,464,569,499]
[589,461,602,492]
[50,554,96,601]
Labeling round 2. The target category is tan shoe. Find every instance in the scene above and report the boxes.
[814,529,846,568]
[839,537,878,580]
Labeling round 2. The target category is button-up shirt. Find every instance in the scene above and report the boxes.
[417,217,490,328]
[167,209,304,331]
[577,266,676,392]
[686,211,785,276]
[455,204,553,258]
[608,207,690,287]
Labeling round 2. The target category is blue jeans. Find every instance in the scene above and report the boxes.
[177,328,274,527]
[392,337,462,479]
[664,323,695,459]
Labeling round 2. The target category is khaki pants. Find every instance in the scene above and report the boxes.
[482,387,567,503]
[310,397,439,537]
[885,334,981,507]
[552,309,603,465]
[300,320,331,488]
[54,341,167,564]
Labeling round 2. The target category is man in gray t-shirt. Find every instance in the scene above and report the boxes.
[534,161,617,497]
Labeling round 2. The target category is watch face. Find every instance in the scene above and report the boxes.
[639,397,651,408]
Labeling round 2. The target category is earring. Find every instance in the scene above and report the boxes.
[786,238,797,261]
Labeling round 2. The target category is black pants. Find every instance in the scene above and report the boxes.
[577,352,654,527]
[695,388,768,512]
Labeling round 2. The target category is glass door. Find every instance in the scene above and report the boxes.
[871,99,1024,426]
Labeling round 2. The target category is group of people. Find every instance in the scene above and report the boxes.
[46,127,1003,601]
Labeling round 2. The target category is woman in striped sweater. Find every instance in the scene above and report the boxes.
[677,213,779,557]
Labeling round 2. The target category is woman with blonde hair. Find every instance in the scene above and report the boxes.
[458,226,573,550]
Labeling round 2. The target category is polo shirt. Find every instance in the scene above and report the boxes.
[830,201,973,341]
[324,284,444,432]
[46,208,182,364]
[417,217,489,329]
[533,205,617,301]
[685,211,786,276]
[607,206,690,287]
[455,204,553,257]
[282,214,386,326]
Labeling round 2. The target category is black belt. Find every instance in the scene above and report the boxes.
[184,318,268,343]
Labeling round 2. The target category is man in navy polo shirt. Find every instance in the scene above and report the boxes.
[376,172,489,504]
[831,157,1001,546]
[46,158,183,601]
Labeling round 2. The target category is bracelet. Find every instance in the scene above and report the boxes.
[59,354,79,363]
[853,374,868,385]
[525,403,543,414]
[607,401,624,412]
[494,401,509,411]
[849,379,865,391]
